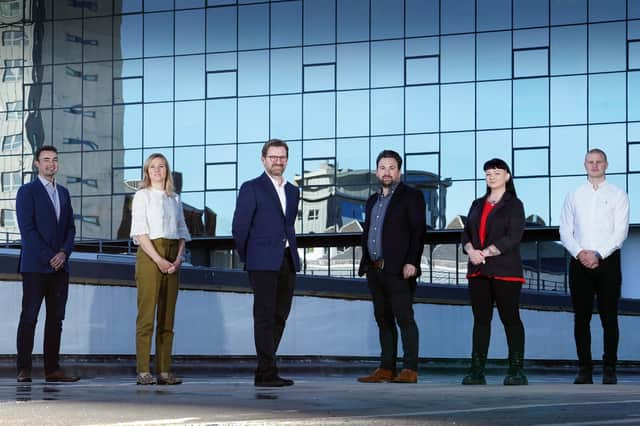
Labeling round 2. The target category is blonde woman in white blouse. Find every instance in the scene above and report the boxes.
[130,153,191,385]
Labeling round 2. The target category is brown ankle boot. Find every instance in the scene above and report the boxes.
[392,369,418,383]
[357,368,394,383]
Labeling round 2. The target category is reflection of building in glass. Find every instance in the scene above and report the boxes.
[294,163,451,234]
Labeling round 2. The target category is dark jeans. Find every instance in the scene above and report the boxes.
[367,270,419,372]
[17,271,69,374]
[569,250,621,369]
[248,250,296,378]
[468,277,524,356]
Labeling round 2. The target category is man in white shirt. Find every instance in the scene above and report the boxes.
[559,148,629,385]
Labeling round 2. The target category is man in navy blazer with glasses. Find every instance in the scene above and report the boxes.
[15,145,79,383]
[232,138,301,387]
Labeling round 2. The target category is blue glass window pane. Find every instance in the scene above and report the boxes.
[441,132,474,180]
[513,78,549,127]
[476,130,511,178]
[445,181,476,225]
[630,41,640,71]
[304,45,335,64]
[630,72,640,121]
[238,50,269,96]
[206,99,236,144]
[477,81,511,130]
[371,40,404,88]
[371,88,403,136]
[406,134,438,153]
[629,122,640,141]
[589,124,626,173]
[371,0,403,39]
[514,48,549,78]
[589,22,626,73]
[303,92,335,139]
[117,14,142,59]
[441,83,475,132]
[589,73,626,124]
[514,148,549,176]
[477,31,511,80]
[239,4,268,50]
[270,94,302,141]
[206,6,236,53]
[630,145,640,172]
[271,48,302,95]
[208,0,236,5]
[144,0,172,12]
[205,145,236,163]
[631,21,640,40]
[54,20,82,64]
[514,127,548,148]
[514,0,548,28]
[304,0,335,45]
[337,90,369,137]
[337,0,368,43]
[144,57,173,102]
[304,64,336,92]
[441,35,475,83]
[551,0,586,25]
[405,85,438,133]
[143,103,173,147]
[551,76,587,125]
[238,97,269,143]
[174,101,204,147]
[177,0,205,9]
[116,105,142,149]
[84,17,113,62]
[144,12,173,57]
[114,77,142,104]
[405,153,439,178]
[176,146,205,191]
[271,1,302,48]
[176,9,205,55]
[207,71,237,98]
[514,28,548,49]
[371,136,403,168]
[206,164,235,190]
[406,0,438,37]
[337,138,370,182]
[477,0,511,31]
[550,25,587,75]
[117,0,142,13]
[517,178,549,223]
[631,2,640,19]
[406,56,439,85]
[337,42,369,90]
[550,126,587,175]
[175,55,205,101]
[441,0,474,34]
[405,37,439,57]
[589,0,625,22]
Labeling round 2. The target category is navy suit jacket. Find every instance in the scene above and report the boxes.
[358,182,426,278]
[16,179,76,273]
[232,172,301,272]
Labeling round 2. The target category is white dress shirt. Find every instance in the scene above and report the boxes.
[38,175,60,221]
[559,180,629,259]
[266,173,287,215]
[130,187,192,245]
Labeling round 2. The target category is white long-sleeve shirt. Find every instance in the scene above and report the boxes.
[130,188,192,245]
[559,180,629,259]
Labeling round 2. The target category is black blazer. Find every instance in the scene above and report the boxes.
[461,192,525,278]
[358,182,426,277]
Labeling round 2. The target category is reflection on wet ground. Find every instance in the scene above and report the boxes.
[1,373,640,425]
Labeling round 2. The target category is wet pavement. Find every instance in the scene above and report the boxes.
[2,369,640,425]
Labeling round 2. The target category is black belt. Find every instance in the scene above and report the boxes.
[370,259,384,270]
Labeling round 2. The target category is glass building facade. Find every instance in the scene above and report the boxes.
[1,0,640,241]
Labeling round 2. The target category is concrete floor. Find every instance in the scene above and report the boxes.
[2,370,640,425]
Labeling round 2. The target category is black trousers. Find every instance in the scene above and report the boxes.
[569,250,622,368]
[16,271,69,374]
[248,250,295,378]
[468,277,524,357]
[367,270,419,371]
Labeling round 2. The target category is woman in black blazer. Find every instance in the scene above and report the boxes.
[461,158,527,386]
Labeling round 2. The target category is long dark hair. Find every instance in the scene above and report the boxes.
[483,158,516,197]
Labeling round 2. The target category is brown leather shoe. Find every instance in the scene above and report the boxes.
[391,369,418,383]
[45,369,80,383]
[17,369,31,383]
[357,368,394,383]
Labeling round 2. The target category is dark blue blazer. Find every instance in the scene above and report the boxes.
[16,179,76,273]
[232,172,301,272]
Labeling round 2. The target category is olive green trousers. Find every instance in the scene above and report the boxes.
[135,238,179,374]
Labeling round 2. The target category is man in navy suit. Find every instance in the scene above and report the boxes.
[357,150,426,384]
[16,145,79,383]
[232,139,301,387]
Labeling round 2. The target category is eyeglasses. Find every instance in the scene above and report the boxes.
[267,155,288,162]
